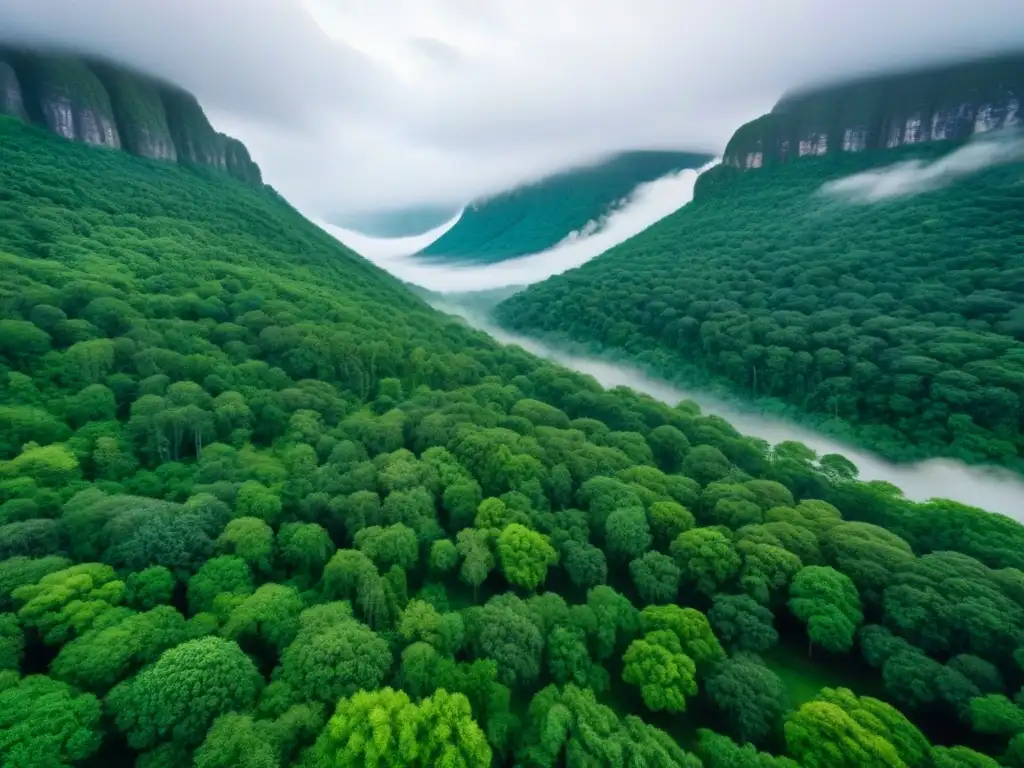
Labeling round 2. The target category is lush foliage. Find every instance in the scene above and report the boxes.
[2,117,1024,768]
[497,145,1024,470]
[417,150,712,263]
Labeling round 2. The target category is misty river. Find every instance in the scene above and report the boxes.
[319,156,1024,523]
[430,298,1024,523]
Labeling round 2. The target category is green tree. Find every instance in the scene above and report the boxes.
[355,523,419,571]
[622,630,698,712]
[970,694,1024,736]
[220,583,304,654]
[277,522,335,584]
[217,516,275,573]
[51,606,190,694]
[605,506,653,561]
[930,746,1002,768]
[497,523,558,591]
[562,540,607,589]
[630,551,681,604]
[272,606,391,707]
[107,636,263,750]
[639,604,725,671]
[697,729,800,768]
[708,594,779,653]
[648,500,696,548]
[309,687,491,767]
[193,713,277,768]
[789,565,863,655]
[456,528,494,600]
[468,594,544,689]
[398,599,464,656]
[429,538,459,575]
[784,700,904,767]
[706,654,790,745]
[125,566,175,610]
[0,613,24,671]
[671,527,741,596]
[0,672,103,768]
[187,555,253,616]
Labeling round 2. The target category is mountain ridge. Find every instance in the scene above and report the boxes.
[415,149,713,264]
[723,51,1023,171]
[0,45,261,184]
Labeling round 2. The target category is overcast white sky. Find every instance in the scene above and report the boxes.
[2,0,1024,216]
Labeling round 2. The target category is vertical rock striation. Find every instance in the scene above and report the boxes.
[0,60,27,121]
[91,62,177,162]
[723,53,1024,170]
[0,45,262,186]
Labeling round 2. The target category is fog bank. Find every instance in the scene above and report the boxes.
[821,130,1024,202]
[321,161,718,292]
[327,209,463,259]
[432,299,1024,521]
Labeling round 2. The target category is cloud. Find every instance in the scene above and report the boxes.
[322,160,718,292]
[3,1,1024,215]
[820,131,1024,202]
[325,210,463,259]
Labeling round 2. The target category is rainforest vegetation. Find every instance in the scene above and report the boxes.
[5,117,1024,768]
[417,150,712,264]
[497,143,1024,472]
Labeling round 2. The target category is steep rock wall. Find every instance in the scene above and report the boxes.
[160,86,226,169]
[724,53,1023,169]
[91,63,177,162]
[12,52,122,148]
[0,61,27,121]
[0,45,262,186]
[222,136,263,185]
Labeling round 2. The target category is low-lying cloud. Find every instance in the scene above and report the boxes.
[821,130,1024,203]
[5,2,1024,215]
[319,160,718,292]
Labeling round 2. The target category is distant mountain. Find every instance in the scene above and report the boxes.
[0,45,261,184]
[416,150,713,264]
[496,52,1024,472]
[328,205,461,238]
[724,52,1022,170]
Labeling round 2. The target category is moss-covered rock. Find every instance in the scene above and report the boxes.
[723,53,1024,169]
[0,61,27,122]
[160,86,225,169]
[9,51,121,148]
[222,135,263,185]
[90,63,177,162]
[0,46,263,186]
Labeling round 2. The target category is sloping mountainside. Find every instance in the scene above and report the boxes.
[0,46,261,184]
[416,150,713,263]
[5,115,1024,767]
[724,52,1022,170]
[329,204,461,238]
[497,141,1024,471]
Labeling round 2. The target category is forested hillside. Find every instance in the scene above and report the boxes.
[5,117,1024,768]
[497,142,1024,471]
[417,150,712,263]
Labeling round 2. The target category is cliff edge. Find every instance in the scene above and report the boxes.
[0,45,261,185]
[723,53,1023,170]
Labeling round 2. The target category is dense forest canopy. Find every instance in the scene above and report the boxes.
[417,150,713,264]
[3,116,1024,768]
[496,142,1024,472]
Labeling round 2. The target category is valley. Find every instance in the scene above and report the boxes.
[429,295,1024,519]
[2,29,1024,768]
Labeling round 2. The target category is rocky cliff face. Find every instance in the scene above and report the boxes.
[91,62,177,162]
[160,86,227,169]
[0,61,27,120]
[723,53,1023,170]
[0,46,261,185]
